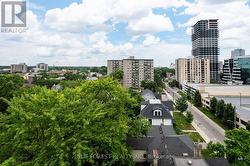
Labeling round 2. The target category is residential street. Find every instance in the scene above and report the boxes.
[164,84,225,143]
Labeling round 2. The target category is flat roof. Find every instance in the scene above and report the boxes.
[216,96,250,120]
[183,83,250,97]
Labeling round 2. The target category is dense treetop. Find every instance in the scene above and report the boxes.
[0,78,150,166]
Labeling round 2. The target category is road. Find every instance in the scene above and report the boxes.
[164,85,225,143]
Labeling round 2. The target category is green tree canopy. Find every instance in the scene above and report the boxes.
[186,111,193,124]
[210,97,217,114]
[246,121,250,131]
[216,100,225,119]
[202,142,225,158]
[175,96,188,112]
[0,74,24,113]
[223,103,235,129]
[193,90,202,107]
[0,78,150,165]
[168,79,178,88]
[110,70,123,81]
[225,129,250,165]
[141,80,158,92]
[64,72,86,81]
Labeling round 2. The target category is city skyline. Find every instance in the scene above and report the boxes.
[1,0,250,66]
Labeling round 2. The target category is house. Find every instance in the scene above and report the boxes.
[126,125,197,166]
[141,99,174,126]
[126,89,229,165]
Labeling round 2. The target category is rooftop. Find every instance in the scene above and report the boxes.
[141,89,156,101]
[216,96,250,120]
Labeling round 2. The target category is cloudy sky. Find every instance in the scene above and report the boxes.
[0,0,250,66]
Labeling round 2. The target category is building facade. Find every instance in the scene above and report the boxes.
[222,54,250,85]
[11,63,28,73]
[36,63,49,71]
[192,19,219,81]
[175,58,210,84]
[107,56,154,89]
[107,60,123,75]
[231,48,245,59]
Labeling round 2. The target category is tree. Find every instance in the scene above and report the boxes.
[154,69,165,90]
[168,79,178,88]
[175,96,188,112]
[225,129,250,165]
[186,87,192,100]
[127,88,143,116]
[246,121,250,131]
[223,103,235,129]
[59,80,85,89]
[141,80,158,92]
[64,72,86,80]
[210,97,217,114]
[202,142,225,158]
[110,70,123,81]
[216,100,225,119]
[99,66,107,76]
[186,111,193,124]
[33,78,60,88]
[0,78,150,165]
[193,90,202,107]
[0,74,24,113]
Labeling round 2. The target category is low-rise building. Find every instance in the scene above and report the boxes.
[182,83,250,128]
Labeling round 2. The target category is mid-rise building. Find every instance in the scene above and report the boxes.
[222,54,250,85]
[175,58,210,84]
[10,63,28,73]
[192,19,219,81]
[107,56,154,89]
[36,63,49,71]
[231,48,245,58]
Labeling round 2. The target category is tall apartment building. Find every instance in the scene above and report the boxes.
[192,19,219,81]
[231,49,245,58]
[107,56,154,89]
[36,63,49,71]
[175,58,210,84]
[107,60,123,75]
[11,63,28,73]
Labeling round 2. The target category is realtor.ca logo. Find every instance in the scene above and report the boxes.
[1,0,28,33]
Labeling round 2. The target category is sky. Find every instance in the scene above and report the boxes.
[0,0,250,66]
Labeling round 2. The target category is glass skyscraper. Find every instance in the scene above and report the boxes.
[192,19,219,81]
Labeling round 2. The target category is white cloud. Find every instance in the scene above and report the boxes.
[143,35,161,46]
[44,0,188,33]
[182,0,250,59]
[127,12,174,35]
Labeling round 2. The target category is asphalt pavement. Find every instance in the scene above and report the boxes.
[164,85,225,143]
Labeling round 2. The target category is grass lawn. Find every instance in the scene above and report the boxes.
[198,107,229,130]
[184,132,205,143]
[173,112,194,130]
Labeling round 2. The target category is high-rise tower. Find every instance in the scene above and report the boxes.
[192,19,219,81]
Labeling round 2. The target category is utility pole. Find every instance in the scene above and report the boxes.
[240,92,241,106]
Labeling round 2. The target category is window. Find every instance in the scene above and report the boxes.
[241,120,247,126]
[153,110,162,116]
